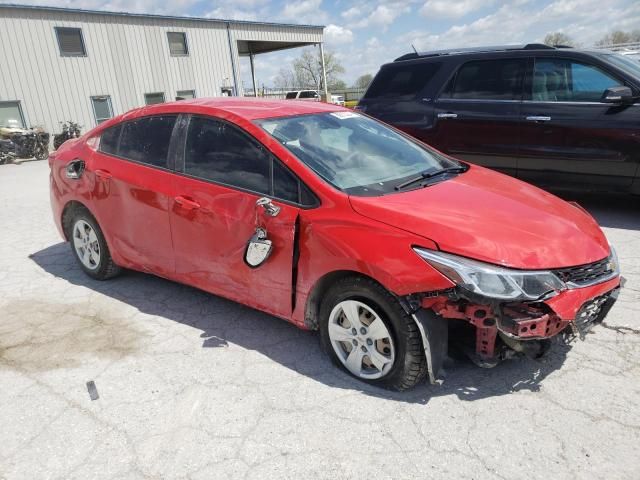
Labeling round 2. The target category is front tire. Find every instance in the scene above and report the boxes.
[319,276,427,391]
[69,210,121,280]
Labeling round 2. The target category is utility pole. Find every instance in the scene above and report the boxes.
[319,42,329,102]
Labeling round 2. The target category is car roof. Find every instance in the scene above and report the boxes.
[393,44,608,63]
[133,97,344,121]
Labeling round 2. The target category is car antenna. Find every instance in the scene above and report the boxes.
[411,44,418,54]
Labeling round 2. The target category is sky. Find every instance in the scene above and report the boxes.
[3,0,640,88]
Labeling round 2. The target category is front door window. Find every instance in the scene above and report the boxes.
[532,59,622,102]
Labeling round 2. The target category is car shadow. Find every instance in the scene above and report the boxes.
[553,191,640,231]
[30,242,572,405]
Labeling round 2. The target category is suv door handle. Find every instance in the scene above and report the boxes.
[437,113,458,119]
[94,169,112,180]
[174,195,201,211]
[525,116,551,122]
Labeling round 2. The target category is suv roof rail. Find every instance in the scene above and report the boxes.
[522,43,555,50]
[394,43,557,61]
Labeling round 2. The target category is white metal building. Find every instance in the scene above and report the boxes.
[0,4,324,137]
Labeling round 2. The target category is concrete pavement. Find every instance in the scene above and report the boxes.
[1,161,639,479]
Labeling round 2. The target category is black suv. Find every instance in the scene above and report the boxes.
[358,44,640,194]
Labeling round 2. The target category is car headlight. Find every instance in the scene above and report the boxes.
[413,247,566,301]
[608,245,619,276]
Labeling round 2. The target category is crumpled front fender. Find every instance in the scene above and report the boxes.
[412,308,448,385]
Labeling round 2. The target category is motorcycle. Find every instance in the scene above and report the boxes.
[0,123,50,162]
[0,138,16,165]
[53,121,82,150]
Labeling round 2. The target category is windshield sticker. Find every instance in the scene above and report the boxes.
[330,111,361,120]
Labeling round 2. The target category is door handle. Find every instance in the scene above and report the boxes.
[437,113,458,119]
[94,169,112,180]
[525,116,551,122]
[174,195,201,211]
[256,197,280,217]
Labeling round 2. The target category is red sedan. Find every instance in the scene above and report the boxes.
[49,98,620,390]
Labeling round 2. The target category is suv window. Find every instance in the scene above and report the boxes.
[184,116,314,205]
[285,92,298,99]
[444,58,525,100]
[533,58,622,102]
[299,91,318,99]
[118,116,177,168]
[365,62,441,100]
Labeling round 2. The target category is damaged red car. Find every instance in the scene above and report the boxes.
[49,98,620,390]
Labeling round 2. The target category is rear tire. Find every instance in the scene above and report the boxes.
[319,276,427,391]
[68,209,121,280]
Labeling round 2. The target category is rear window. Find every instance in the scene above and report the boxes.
[99,124,121,155]
[442,58,525,100]
[285,92,298,99]
[364,62,441,100]
[118,116,177,168]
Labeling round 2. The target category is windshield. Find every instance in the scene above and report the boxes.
[602,53,640,79]
[255,112,459,196]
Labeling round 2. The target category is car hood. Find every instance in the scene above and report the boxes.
[348,165,609,269]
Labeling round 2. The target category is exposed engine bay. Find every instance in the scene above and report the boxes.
[404,285,619,384]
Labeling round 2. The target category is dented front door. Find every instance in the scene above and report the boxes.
[168,174,298,319]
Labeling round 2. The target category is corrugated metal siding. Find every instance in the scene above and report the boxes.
[0,7,323,137]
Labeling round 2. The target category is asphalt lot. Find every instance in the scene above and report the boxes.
[1,161,639,480]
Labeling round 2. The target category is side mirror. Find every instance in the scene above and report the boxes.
[244,228,273,268]
[601,86,633,104]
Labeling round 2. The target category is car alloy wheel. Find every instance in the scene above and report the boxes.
[327,299,395,379]
[72,219,101,270]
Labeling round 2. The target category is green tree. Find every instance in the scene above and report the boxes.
[354,73,373,90]
[293,48,345,90]
[543,32,575,47]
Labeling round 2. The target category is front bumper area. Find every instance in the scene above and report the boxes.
[419,276,621,364]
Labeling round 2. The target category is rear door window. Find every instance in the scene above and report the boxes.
[99,124,121,155]
[118,116,177,168]
[365,62,442,100]
[285,92,298,99]
[444,58,525,100]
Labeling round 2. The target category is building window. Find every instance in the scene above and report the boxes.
[176,90,196,100]
[91,96,113,124]
[0,101,26,128]
[167,32,188,56]
[144,92,165,105]
[55,27,86,56]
